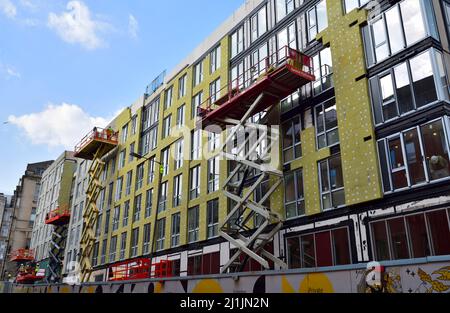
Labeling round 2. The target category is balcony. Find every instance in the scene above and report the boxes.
[10,249,35,262]
[74,127,119,160]
[45,206,71,226]
[197,46,315,132]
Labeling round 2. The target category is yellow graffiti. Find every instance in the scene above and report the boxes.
[192,279,223,293]
[299,274,334,293]
[154,282,164,293]
[433,266,450,281]
[419,268,450,293]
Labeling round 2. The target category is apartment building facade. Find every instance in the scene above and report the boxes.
[0,194,10,265]
[30,152,76,282]
[62,158,90,284]
[0,161,52,280]
[76,0,450,282]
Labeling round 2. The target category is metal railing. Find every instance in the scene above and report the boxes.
[197,46,314,116]
[10,249,35,261]
[74,127,119,155]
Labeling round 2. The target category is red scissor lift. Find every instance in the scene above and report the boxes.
[196,46,315,273]
[109,258,151,281]
[9,249,44,284]
[74,127,119,160]
[45,206,71,226]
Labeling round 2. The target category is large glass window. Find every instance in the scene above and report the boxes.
[231,25,244,58]
[143,223,151,254]
[120,232,127,260]
[315,98,339,149]
[178,74,187,98]
[370,49,446,125]
[378,118,450,193]
[133,194,142,222]
[193,60,204,86]
[276,0,295,22]
[140,98,159,155]
[207,199,219,239]
[284,169,305,219]
[158,181,168,213]
[164,86,173,110]
[130,227,139,257]
[370,209,450,260]
[287,227,351,269]
[173,174,182,207]
[174,138,184,170]
[282,115,302,164]
[319,154,345,210]
[307,0,328,42]
[312,47,333,96]
[364,0,437,66]
[251,5,267,43]
[122,200,129,227]
[188,206,200,243]
[191,129,202,160]
[109,236,117,262]
[176,104,185,129]
[207,156,220,193]
[171,213,181,247]
[210,45,221,73]
[209,78,221,104]
[192,91,203,119]
[190,166,201,200]
[135,164,144,191]
[344,0,369,14]
[162,115,172,139]
[156,218,165,251]
[145,188,153,218]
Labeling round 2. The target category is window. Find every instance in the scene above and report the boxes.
[193,60,204,86]
[158,181,168,213]
[164,86,173,110]
[147,157,155,184]
[287,227,351,269]
[125,170,132,196]
[192,91,203,119]
[171,213,181,247]
[344,0,369,13]
[112,206,120,231]
[120,232,127,260]
[131,115,137,135]
[136,164,144,191]
[312,47,333,96]
[207,199,219,239]
[208,132,220,152]
[231,60,245,90]
[130,227,139,257]
[161,147,169,176]
[231,25,244,58]
[378,118,450,193]
[140,98,159,155]
[190,166,201,200]
[364,0,436,66]
[174,138,184,170]
[129,142,135,163]
[275,0,294,22]
[109,236,117,262]
[123,200,130,227]
[140,125,158,156]
[315,98,339,149]
[92,242,99,266]
[121,124,128,143]
[251,5,267,43]
[145,188,153,218]
[284,169,305,219]
[191,129,202,160]
[103,208,111,234]
[188,206,200,243]
[162,115,172,139]
[119,149,126,169]
[96,213,103,236]
[319,154,345,210]
[210,45,221,73]
[133,194,142,222]
[370,49,447,125]
[115,177,123,201]
[156,218,166,251]
[282,115,302,163]
[307,0,328,42]
[209,79,221,104]
[143,223,151,254]
[176,105,185,128]
[370,209,450,261]
[207,156,220,193]
[178,74,187,98]
[101,239,107,264]
[173,174,183,207]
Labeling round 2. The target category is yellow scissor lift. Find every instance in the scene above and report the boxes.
[74,127,118,283]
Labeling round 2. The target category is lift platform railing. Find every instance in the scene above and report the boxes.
[10,249,35,262]
[197,46,314,117]
[45,205,70,224]
[108,258,151,282]
[74,127,119,155]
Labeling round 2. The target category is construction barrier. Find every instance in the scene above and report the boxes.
[1,258,449,293]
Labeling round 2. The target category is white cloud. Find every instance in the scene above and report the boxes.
[128,14,138,39]
[8,103,122,149]
[47,1,110,50]
[19,0,37,10]
[0,62,21,79]
[0,0,17,19]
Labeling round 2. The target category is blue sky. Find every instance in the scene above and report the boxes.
[0,0,243,194]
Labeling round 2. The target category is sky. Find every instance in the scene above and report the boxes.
[0,0,244,194]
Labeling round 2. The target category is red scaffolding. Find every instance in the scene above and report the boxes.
[197,46,315,132]
[45,206,71,226]
[152,260,173,279]
[74,127,119,160]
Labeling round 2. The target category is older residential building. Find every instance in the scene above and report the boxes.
[0,161,52,280]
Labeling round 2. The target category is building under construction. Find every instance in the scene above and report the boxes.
[4,0,450,293]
